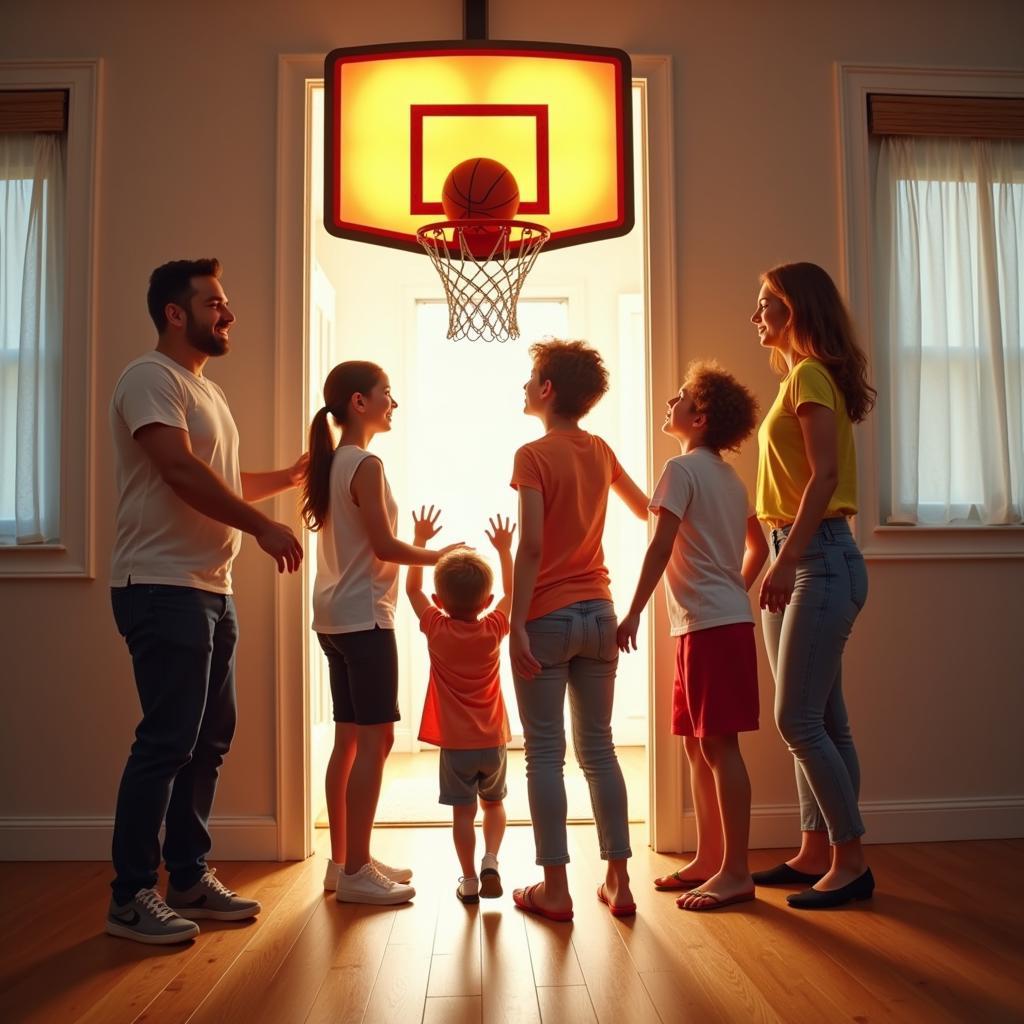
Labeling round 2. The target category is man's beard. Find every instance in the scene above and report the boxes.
[185,311,229,356]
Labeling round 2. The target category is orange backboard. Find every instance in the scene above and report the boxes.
[324,41,633,254]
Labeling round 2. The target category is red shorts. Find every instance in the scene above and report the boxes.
[672,622,759,737]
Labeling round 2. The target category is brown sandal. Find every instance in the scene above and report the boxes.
[654,870,707,892]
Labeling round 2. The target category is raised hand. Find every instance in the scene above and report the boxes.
[485,514,516,552]
[412,505,443,545]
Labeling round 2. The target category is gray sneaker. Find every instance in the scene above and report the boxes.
[106,887,200,945]
[167,868,261,921]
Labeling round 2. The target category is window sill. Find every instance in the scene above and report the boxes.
[858,522,1024,560]
[0,542,66,550]
[0,542,93,578]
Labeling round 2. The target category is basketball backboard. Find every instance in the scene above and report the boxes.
[323,40,633,254]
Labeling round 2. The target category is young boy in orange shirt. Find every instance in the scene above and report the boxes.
[407,507,514,904]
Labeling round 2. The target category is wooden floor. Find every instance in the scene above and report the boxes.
[2,828,1023,1024]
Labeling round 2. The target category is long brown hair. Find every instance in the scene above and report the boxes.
[762,262,876,422]
[300,361,385,532]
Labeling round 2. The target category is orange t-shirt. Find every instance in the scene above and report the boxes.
[417,606,512,750]
[510,430,623,621]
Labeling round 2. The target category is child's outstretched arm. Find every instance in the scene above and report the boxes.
[741,514,769,591]
[616,508,679,652]
[611,468,650,520]
[485,514,516,617]
[405,506,444,618]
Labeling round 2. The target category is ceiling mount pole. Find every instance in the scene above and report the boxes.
[464,0,488,41]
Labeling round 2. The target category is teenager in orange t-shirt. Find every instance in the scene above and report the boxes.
[508,340,649,923]
[407,508,514,905]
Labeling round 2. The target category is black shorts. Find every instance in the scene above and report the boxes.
[316,626,400,726]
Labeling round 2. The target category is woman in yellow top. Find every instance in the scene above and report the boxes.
[751,262,876,910]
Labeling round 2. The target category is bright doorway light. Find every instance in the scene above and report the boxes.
[305,81,651,826]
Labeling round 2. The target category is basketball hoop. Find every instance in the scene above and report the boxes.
[416,219,550,342]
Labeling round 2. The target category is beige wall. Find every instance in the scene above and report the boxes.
[2,0,1022,856]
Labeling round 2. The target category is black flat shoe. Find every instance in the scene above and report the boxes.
[786,868,875,909]
[751,863,825,886]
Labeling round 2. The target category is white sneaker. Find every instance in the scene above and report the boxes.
[324,857,412,891]
[336,862,415,905]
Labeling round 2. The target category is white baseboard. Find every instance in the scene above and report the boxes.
[0,816,278,861]
[678,795,1024,852]
[6,796,1023,860]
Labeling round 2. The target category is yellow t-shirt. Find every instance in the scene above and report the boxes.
[755,358,858,528]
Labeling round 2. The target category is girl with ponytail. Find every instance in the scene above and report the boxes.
[303,361,462,906]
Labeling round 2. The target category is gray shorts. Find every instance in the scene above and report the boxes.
[439,746,508,806]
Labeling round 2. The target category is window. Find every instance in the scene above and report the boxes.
[0,114,66,544]
[838,66,1024,557]
[877,134,1023,525]
[0,62,99,576]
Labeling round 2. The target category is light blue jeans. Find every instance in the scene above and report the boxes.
[513,599,632,865]
[761,518,868,845]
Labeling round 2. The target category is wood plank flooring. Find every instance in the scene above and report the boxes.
[1,828,1022,1023]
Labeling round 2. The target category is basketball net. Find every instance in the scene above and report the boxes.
[416,220,550,342]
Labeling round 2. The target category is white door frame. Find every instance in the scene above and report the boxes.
[273,53,682,859]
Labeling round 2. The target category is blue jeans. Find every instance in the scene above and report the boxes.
[513,599,632,865]
[761,518,868,845]
[110,584,238,903]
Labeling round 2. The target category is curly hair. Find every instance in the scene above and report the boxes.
[682,360,759,454]
[529,339,609,419]
[434,548,494,615]
[761,262,877,423]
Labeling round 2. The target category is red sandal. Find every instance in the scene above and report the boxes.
[597,883,637,918]
[512,883,574,922]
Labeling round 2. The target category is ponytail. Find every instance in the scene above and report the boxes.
[300,407,335,532]
[300,360,386,532]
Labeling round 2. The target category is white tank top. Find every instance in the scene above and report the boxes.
[311,446,399,634]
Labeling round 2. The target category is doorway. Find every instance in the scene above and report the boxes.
[274,54,681,858]
[304,80,652,827]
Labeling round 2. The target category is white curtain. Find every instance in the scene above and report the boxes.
[876,136,1023,525]
[0,132,65,544]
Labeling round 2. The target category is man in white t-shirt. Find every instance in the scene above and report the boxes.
[106,258,305,945]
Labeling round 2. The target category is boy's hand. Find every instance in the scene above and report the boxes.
[412,505,443,546]
[510,626,541,680]
[485,514,516,552]
[616,612,641,653]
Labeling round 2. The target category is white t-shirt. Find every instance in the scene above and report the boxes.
[312,446,399,634]
[649,447,754,636]
[109,351,242,594]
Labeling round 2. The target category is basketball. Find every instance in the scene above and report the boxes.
[441,157,520,221]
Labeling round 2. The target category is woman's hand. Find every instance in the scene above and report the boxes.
[510,626,541,680]
[759,555,797,613]
[616,612,641,652]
